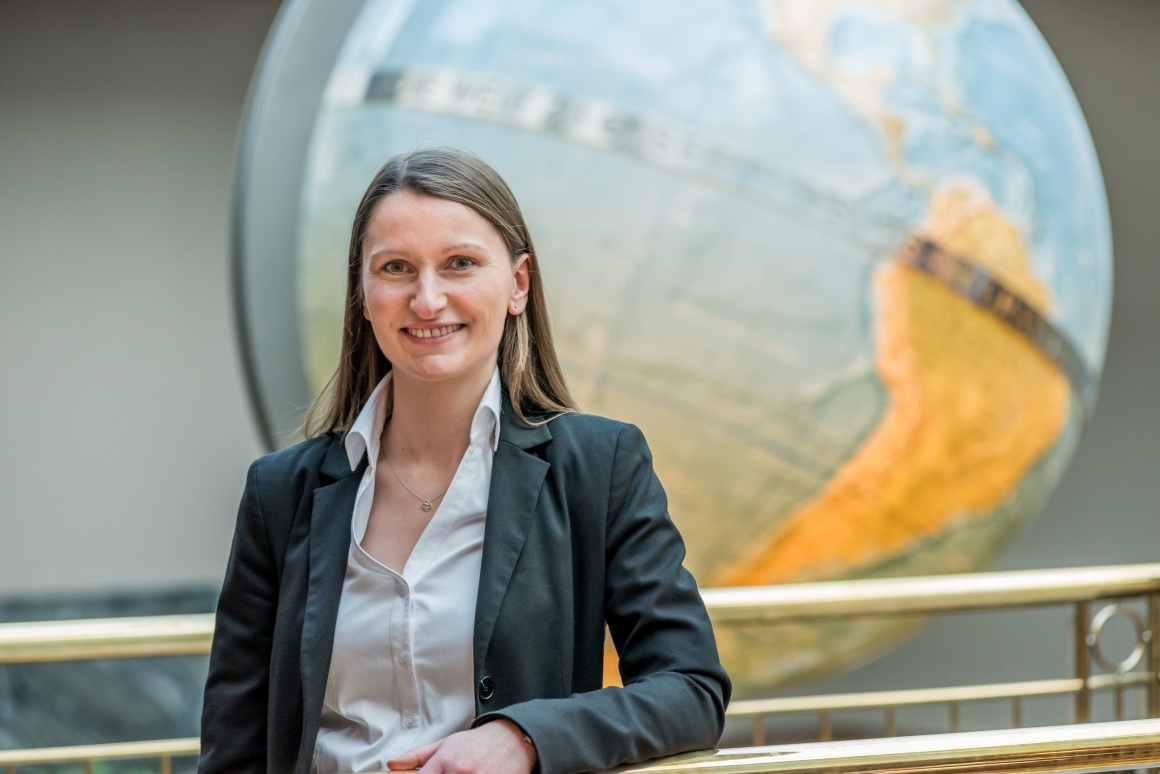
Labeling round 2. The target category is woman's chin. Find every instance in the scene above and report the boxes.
[391,355,494,389]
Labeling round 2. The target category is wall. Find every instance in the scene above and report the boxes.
[0,0,278,595]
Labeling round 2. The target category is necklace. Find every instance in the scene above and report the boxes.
[383,455,448,512]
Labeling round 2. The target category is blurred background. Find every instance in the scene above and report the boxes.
[0,0,1157,749]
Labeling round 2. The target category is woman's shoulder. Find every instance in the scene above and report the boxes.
[539,411,649,461]
[247,431,343,483]
[544,410,630,438]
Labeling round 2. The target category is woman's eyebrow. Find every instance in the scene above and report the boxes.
[366,246,410,259]
[367,241,490,260]
[444,241,489,253]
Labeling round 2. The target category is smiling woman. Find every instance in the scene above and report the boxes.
[199,147,731,774]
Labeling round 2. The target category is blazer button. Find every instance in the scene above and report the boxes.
[478,676,495,701]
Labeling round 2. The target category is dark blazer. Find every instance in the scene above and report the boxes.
[199,398,731,774]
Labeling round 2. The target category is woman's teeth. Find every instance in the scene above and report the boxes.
[408,325,461,338]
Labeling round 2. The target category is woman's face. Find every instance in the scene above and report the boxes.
[360,191,529,391]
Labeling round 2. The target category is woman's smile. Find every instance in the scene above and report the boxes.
[403,323,466,341]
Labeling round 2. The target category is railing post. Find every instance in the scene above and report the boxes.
[1076,600,1091,723]
[1150,592,1159,718]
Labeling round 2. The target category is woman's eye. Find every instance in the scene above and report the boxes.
[382,260,408,274]
[449,256,476,270]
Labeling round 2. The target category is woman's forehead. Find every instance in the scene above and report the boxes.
[365,191,504,251]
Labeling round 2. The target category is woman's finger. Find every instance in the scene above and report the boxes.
[387,740,443,771]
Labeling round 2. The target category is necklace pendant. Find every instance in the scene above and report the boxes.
[421,501,432,512]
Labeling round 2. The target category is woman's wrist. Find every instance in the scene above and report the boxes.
[492,718,538,764]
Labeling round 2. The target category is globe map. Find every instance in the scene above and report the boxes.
[292,0,1111,692]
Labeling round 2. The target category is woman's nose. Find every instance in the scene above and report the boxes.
[409,271,447,318]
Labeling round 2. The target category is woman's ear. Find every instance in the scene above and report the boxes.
[509,253,531,314]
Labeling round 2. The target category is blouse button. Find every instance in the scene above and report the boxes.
[398,650,410,664]
[478,676,495,701]
[404,713,417,729]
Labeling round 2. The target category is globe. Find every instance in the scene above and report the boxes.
[291,0,1111,693]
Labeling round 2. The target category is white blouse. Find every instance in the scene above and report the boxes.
[312,367,502,774]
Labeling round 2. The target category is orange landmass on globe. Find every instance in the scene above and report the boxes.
[715,186,1069,586]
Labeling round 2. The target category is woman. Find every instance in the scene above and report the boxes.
[199,148,730,774]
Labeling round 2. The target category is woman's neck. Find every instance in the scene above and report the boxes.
[381,367,494,467]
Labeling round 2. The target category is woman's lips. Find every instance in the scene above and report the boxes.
[404,324,464,340]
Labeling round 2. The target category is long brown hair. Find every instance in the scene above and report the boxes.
[302,147,577,437]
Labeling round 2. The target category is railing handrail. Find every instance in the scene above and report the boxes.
[0,737,200,766]
[1,564,1158,664]
[0,612,214,663]
[727,672,1152,716]
[612,719,1160,774]
[2,720,1159,773]
[703,563,1160,624]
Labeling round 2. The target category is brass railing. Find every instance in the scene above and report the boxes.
[5,565,1157,662]
[0,738,199,774]
[0,613,214,663]
[1,563,1158,770]
[1,721,1159,774]
[704,564,1160,622]
[612,719,1160,774]
[707,564,1160,744]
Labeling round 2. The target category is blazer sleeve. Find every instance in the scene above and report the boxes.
[198,460,277,774]
[478,423,732,774]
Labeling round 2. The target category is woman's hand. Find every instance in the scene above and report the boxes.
[387,719,537,774]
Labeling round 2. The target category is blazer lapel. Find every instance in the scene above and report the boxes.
[473,398,552,672]
[298,436,366,765]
